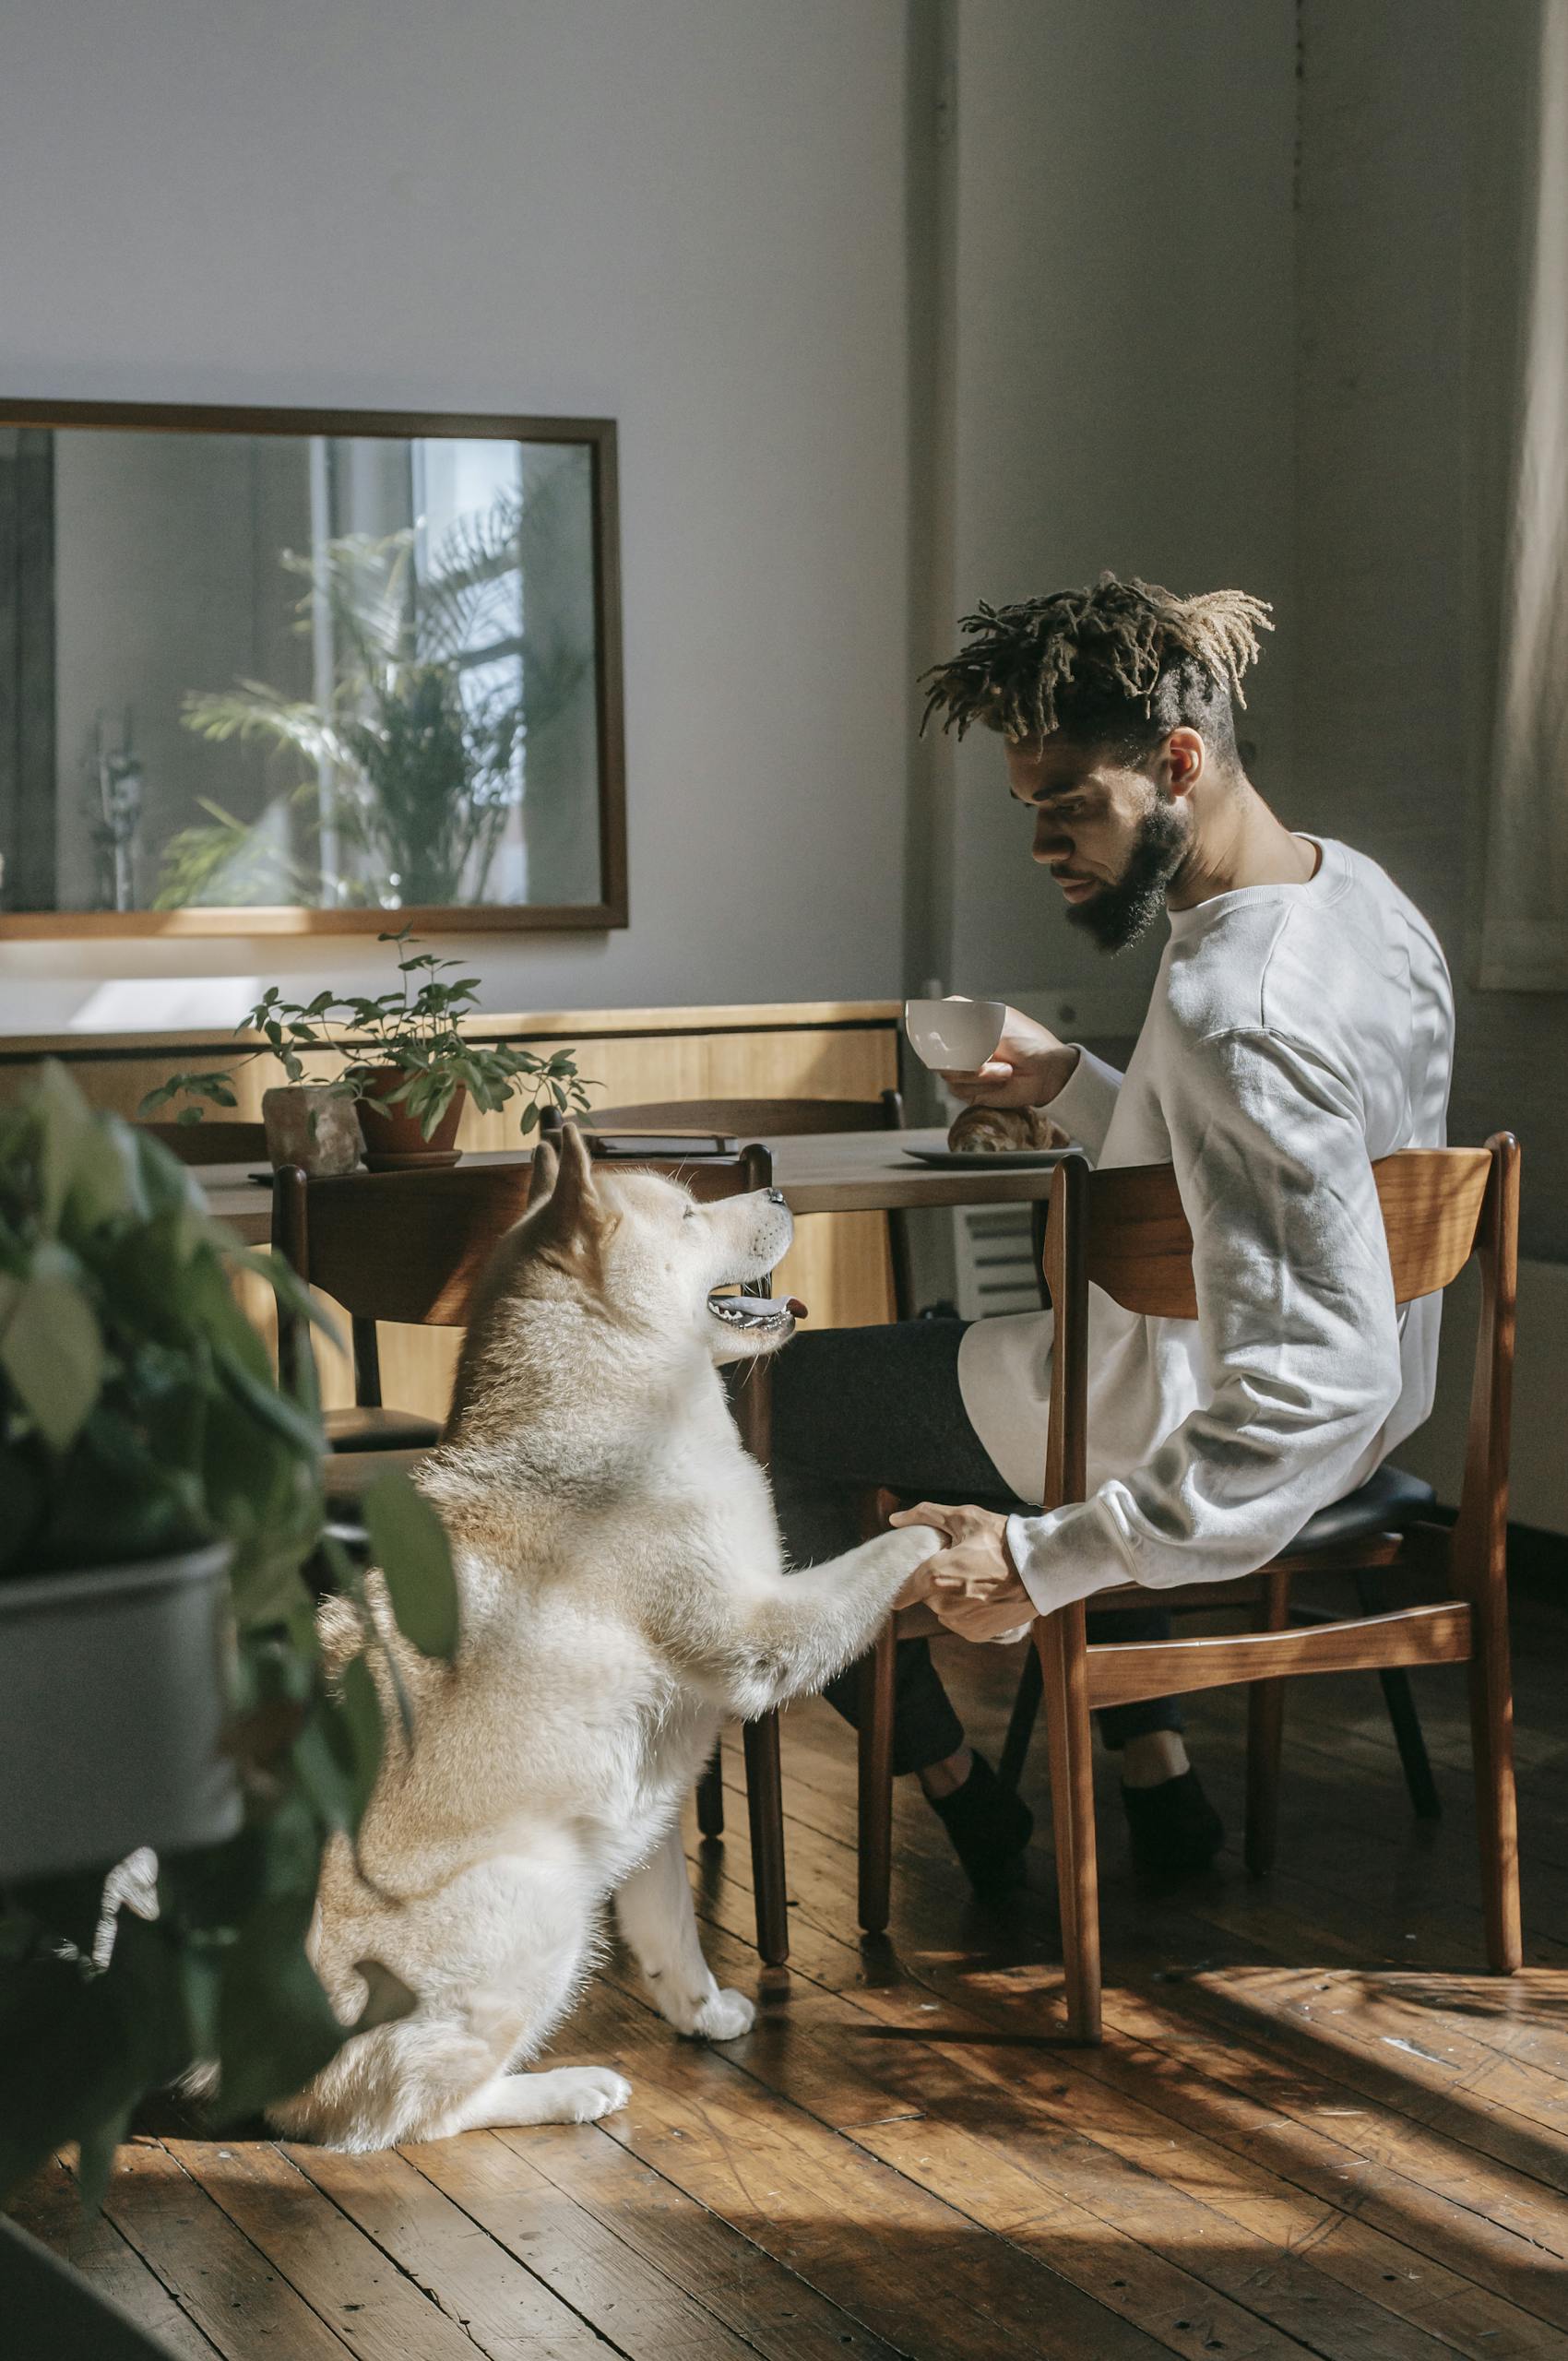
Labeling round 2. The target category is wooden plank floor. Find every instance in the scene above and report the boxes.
[14,1581,1568,2361]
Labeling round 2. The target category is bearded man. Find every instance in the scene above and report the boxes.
[769,574,1454,1893]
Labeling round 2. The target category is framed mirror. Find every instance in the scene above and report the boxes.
[0,401,625,936]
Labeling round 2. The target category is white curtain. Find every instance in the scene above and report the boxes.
[1476,0,1568,991]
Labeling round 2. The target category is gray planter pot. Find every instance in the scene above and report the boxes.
[0,1542,243,1881]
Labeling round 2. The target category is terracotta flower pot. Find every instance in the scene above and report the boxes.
[355,1067,467,1171]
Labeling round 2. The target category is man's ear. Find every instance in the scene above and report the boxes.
[527,1138,559,1211]
[1162,727,1206,800]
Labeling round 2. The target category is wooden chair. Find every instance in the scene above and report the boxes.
[138,1117,268,1167]
[272,1146,792,1967]
[1039,1141,1519,2037]
[860,1140,1522,2039]
[137,1118,438,1454]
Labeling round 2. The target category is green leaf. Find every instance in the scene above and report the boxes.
[213,1885,346,2121]
[0,1262,105,1450]
[362,1469,459,1660]
[213,1340,323,1457]
[34,1062,99,1234]
[63,1116,142,1232]
[293,1647,384,1834]
[335,1651,386,1820]
[77,2105,136,2217]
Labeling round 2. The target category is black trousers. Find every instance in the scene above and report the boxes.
[767,1319,1183,1777]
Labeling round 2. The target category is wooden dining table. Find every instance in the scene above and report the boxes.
[197,1127,1066,1242]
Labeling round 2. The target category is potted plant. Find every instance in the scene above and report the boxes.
[0,1065,461,2207]
[138,927,594,1172]
[158,487,588,912]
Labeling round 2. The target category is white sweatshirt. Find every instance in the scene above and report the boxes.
[956,836,1455,1617]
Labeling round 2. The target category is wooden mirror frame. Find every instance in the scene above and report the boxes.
[0,397,627,939]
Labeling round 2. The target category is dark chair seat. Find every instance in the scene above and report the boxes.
[324,1405,443,1453]
[1289,1464,1436,1556]
[322,1445,431,1507]
[992,1459,1446,1821]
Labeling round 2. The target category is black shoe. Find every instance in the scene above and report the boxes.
[1121,1767,1224,1880]
[928,1750,1034,1895]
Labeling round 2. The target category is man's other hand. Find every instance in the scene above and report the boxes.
[941,1006,1079,1108]
[889,1501,1035,1643]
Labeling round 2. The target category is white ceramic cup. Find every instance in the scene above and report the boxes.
[902,996,1008,1072]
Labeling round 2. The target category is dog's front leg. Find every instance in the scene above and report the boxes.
[615,1823,755,2043]
[727,1523,944,1716]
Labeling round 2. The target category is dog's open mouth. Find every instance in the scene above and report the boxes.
[707,1291,806,1335]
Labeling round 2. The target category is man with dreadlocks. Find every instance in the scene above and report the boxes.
[769,574,1454,1893]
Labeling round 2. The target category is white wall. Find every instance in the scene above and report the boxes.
[6,2,1564,1259]
[0,0,912,1029]
[1294,0,1568,1262]
[932,0,1300,1012]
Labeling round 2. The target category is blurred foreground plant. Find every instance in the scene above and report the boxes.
[0,1067,461,2205]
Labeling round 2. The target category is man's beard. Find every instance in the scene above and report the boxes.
[1065,797,1192,954]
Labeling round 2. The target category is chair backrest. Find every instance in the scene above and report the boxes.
[1041,1140,1519,1569]
[1062,1147,1496,1322]
[138,1118,269,1168]
[588,1091,905,1137]
[273,1145,773,1408]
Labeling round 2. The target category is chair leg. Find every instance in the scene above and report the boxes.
[695,1743,725,1837]
[998,1643,1043,1795]
[857,1623,897,1937]
[742,1712,790,1967]
[1467,1574,1523,1975]
[1351,1571,1442,1819]
[1244,1570,1290,1877]
[1039,1605,1100,2042]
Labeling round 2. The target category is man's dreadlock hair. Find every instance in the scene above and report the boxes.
[920,574,1273,771]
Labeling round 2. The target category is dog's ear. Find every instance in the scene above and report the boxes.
[527,1137,559,1211]
[548,1121,599,1228]
[525,1121,604,1270]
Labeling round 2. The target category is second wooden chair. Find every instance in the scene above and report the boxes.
[859,1140,1521,2042]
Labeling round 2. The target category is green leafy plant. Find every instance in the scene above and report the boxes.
[137,927,595,1144]
[160,490,589,911]
[0,1066,461,2205]
[154,795,321,914]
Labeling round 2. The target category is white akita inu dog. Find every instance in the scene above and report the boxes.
[270,1125,941,2151]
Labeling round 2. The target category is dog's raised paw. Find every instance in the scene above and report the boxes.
[692,1987,755,2043]
[885,1523,944,1572]
[550,2066,633,2122]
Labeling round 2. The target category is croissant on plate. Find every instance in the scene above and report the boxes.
[946,1103,1069,1154]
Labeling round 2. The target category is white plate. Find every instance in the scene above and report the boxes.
[901,1145,1068,1170]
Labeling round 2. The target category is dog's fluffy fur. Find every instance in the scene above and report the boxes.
[269,1127,940,2151]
